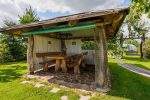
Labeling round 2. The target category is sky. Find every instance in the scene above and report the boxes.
[0,0,131,26]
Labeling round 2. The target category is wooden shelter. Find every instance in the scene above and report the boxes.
[0,8,129,88]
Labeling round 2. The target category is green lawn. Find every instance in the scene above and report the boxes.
[0,59,150,100]
[122,56,150,70]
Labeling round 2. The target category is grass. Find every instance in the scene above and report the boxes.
[0,59,150,100]
[108,58,150,100]
[122,55,150,70]
[0,61,79,100]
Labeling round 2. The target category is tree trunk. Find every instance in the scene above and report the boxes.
[120,33,124,48]
[27,35,34,74]
[140,40,143,58]
[94,26,110,89]
[140,34,145,58]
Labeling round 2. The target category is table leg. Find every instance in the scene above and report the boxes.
[55,59,61,72]
[74,64,80,74]
[43,63,48,71]
[61,59,67,72]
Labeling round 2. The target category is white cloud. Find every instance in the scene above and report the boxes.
[19,0,125,13]
[0,0,126,27]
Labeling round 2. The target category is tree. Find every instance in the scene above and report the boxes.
[125,5,148,58]
[0,20,16,62]
[0,7,40,62]
[0,20,27,62]
[3,20,16,27]
[81,41,95,50]
[19,6,39,24]
[0,34,13,62]
[107,35,124,58]
[124,39,139,48]
[18,6,40,42]
[0,20,25,62]
[131,0,150,18]
[18,6,40,61]
[132,19,149,58]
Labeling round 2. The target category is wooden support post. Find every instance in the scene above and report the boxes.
[61,59,67,72]
[43,62,48,71]
[94,26,110,89]
[61,39,66,55]
[27,35,34,74]
[55,59,61,72]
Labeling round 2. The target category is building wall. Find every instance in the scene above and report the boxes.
[33,35,61,70]
[65,39,82,54]
[82,50,95,65]
[65,39,94,65]
[33,36,94,70]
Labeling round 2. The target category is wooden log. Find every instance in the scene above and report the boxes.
[74,64,80,74]
[94,26,110,88]
[55,59,61,72]
[61,59,67,72]
[73,55,84,74]
[61,39,66,55]
[81,52,88,67]
[43,62,48,71]
[27,35,34,74]
[81,58,86,68]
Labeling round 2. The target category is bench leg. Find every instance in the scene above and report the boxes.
[43,63,48,71]
[81,60,86,67]
[74,64,80,74]
[61,59,67,72]
[55,59,61,72]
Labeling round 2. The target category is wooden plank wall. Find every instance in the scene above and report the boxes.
[65,39,94,65]
[33,35,61,70]
[33,36,94,70]
[65,39,82,54]
[82,50,95,65]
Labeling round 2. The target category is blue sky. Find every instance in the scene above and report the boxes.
[0,0,131,26]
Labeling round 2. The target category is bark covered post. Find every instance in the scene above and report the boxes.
[94,25,110,89]
[140,33,145,58]
[61,39,66,55]
[27,35,34,74]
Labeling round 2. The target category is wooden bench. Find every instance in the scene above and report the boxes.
[36,52,62,57]
[36,52,61,71]
[67,52,88,74]
[36,52,87,73]
[39,60,56,71]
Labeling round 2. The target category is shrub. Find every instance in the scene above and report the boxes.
[0,34,27,62]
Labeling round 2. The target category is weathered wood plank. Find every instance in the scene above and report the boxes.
[43,63,48,71]
[27,35,34,74]
[94,26,110,88]
[61,59,67,72]
[55,59,61,72]
[36,52,62,57]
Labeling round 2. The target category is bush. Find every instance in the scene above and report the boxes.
[0,43,13,62]
[81,41,95,50]
[0,34,27,63]
[107,42,124,59]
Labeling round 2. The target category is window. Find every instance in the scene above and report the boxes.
[48,41,51,44]
[72,41,76,45]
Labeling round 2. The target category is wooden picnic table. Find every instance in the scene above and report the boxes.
[46,53,79,72]
[36,52,88,74]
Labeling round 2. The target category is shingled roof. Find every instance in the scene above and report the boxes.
[0,8,129,38]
